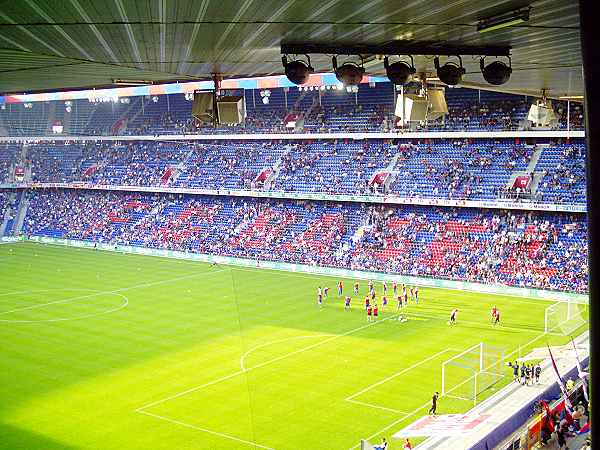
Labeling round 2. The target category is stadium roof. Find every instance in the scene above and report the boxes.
[0,0,582,98]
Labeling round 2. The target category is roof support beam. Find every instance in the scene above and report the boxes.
[281,41,511,56]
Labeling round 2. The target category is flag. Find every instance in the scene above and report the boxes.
[571,338,589,402]
[577,422,590,434]
[540,399,555,433]
[547,345,574,415]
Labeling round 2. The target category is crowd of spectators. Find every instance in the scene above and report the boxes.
[14,139,586,205]
[352,205,587,293]
[536,144,586,204]
[20,189,587,293]
[0,84,586,137]
[0,191,9,220]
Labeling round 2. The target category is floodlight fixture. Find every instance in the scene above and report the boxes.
[384,55,416,85]
[332,55,365,86]
[282,54,314,85]
[480,56,512,85]
[434,56,466,86]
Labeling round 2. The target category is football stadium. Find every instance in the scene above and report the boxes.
[0,1,596,450]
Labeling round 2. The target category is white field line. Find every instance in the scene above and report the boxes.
[346,349,453,401]
[228,266,570,305]
[240,334,331,371]
[404,311,556,336]
[136,313,400,412]
[137,410,275,450]
[504,331,550,361]
[0,269,227,315]
[0,292,129,323]
[348,400,433,450]
[349,330,556,449]
[26,241,582,306]
[346,399,409,414]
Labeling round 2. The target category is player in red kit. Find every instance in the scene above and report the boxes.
[491,305,498,323]
[493,309,501,326]
[367,304,373,322]
[373,304,379,321]
[338,281,343,296]
[365,296,370,311]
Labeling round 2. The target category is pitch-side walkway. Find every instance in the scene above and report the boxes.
[411,332,589,450]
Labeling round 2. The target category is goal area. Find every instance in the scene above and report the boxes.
[544,300,588,335]
[441,343,505,406]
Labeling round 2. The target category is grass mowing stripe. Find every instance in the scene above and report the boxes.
[346,349,453,401]
[0,269,227,316]
[137,313,402,412]
[137,410,276,450]
[0,244,586,450]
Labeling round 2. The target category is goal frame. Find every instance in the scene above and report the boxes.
[441,342,505,406]
[544,300,587,335]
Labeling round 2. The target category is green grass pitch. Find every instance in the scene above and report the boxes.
[0,243,588,450]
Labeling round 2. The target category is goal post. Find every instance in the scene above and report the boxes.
[441,343,505,406]
[544,300,588,335]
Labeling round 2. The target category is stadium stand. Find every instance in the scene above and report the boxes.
[0,84,585,137]
[20,189,587,293]
[0,144,17,183]
[20,138,586,205]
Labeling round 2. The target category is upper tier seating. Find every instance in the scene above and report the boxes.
[18,139,586,205]
[0,84,584,136]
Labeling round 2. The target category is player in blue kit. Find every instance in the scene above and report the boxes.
[344,296,351,311]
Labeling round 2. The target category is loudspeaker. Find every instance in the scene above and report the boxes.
[528,102,558,127]
[395,94,428,122]
[427,87,448,121]
[192,91,215,123]
[217,95,246,124]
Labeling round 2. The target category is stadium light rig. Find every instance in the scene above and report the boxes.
[281,42,512,88]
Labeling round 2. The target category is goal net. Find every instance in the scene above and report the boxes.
[441,343,505,406]
[544,300,588,335]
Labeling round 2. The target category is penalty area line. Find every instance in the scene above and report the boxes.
[137,410,276,450]
[349,332,558,449]
[346,399,410,414]
[136,313,400,411]
[346,348,453,401]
